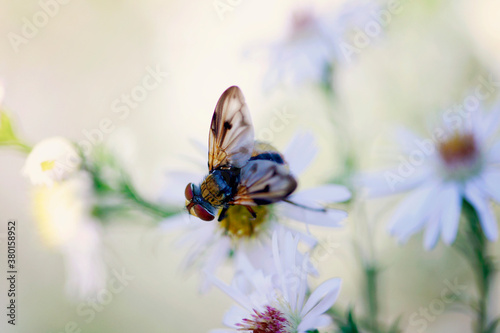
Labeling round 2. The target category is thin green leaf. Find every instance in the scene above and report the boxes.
[336,308,360,333]
[485,317,500,333]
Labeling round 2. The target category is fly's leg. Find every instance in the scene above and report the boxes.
[244,206,257,234]
[218,206,229,222]
[245,206,257,219]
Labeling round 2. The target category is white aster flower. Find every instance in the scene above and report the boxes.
[362,109,500,249]
[262,1,378,90]
[209,230,341,333]
[161,132,350,291]
[23,136,82,186]
[32,171,106,299]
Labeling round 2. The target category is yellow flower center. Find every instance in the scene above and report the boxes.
[219,205,270,238]
[41,160,56,171]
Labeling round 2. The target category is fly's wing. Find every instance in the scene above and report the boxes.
[208,86,254,171]
[231,160,297,206]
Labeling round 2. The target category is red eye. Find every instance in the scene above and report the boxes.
[193,204,215,221]
[185,183,194,201]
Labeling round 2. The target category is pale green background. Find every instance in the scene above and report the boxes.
[0,0,499,332]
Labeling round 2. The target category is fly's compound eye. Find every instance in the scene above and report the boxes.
[193,204,215,221]
[185,183,194,201]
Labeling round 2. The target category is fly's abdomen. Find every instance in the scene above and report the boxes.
[250,142,286,165]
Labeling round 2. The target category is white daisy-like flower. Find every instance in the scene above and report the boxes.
[23,136,82,186]
[31,171,106,299]
[161,132,350,291]
[262,1,378,90]
[362,109,500,249]
[208,230,341,333]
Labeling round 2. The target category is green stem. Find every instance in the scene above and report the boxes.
[91,204,132,221]
[12,140,32,153]
[365,264,380,333]
[1,140,32,154]
[319,77,357,188]
[122,180,178,219]
[461,201,494,333]
[328,305,395,333]
[84,151,179,222]
[353,203,382,333]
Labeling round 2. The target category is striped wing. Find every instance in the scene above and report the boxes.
[231,160,297,206]
[208,86,254,171]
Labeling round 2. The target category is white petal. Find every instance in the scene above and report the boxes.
[222,306,249,328]
[22,137,81,186]
[395,127,430,155]
[300,278,341,319]
[175,221,214,249]
[234,250,259,283]
[294,254,310,312]
[299,314,332,332]
[423,208,441,250]
[159,213,191,232]
[288,184,351,208]
[283,131,318,177]
[465,184,499,241]
[284,233,300,310]
[440,184,462,245]
[279,202,347,227]
[272,230,291,303]
[480,168,500,202]
[200,237,232,293]
[478,109,500,144]
[388,181,440,241]
[290,227,318,248]
[238,239,275,276]
[487,141,500,164]
[358,166,433,198]
[176,224,219,271]
[247,271,274,301]
[206,275,253,313]
[272,230,286,290]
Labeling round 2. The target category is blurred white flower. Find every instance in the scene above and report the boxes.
[262,1,378,90]
[362,109,500,249]
[23,137,82,186]
[209,230,341,333]
[161,132,350,291]
[32,171,106,299]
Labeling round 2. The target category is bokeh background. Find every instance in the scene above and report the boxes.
[1,0,500,332]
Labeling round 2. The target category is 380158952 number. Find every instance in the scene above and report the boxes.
[7,220,16,269]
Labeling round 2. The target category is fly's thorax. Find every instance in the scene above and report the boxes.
[200,175,225,207]
[200,168,240,207]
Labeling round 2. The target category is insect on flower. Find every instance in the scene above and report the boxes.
[185,86,321,222]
